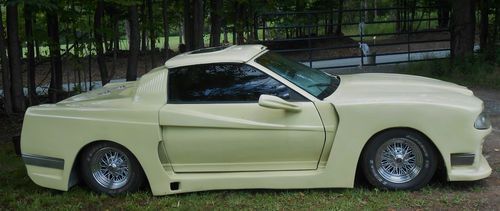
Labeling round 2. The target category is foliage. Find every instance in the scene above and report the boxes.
[400,53,500,89]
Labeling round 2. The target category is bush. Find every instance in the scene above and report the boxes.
[400,54,500,89]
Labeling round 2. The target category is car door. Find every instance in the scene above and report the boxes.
[159,63,325,172]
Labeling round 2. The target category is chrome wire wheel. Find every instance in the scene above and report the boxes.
[90,147,131,190]
[375,137,423,183]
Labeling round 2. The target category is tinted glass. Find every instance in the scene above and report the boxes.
[256,52,339,99]
[168,63,307,103]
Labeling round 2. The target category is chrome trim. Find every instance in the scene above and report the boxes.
[450,153,475,166]
[375,137,423,183]
[22,153,64,170]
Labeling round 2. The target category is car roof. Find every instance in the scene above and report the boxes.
[164,44,267,68]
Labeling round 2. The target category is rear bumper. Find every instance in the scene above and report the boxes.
[448,154,492,181]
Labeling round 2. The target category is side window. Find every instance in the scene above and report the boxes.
[168,63,307,103]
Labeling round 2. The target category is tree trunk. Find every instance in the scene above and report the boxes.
[450,0,476,60]
[210,0,222,47]
[179,20,183,44]
[479,0,488,53]
[162,0,170,59]
[141,1,147,53]
[0,7,12,114]
[490,0,499,61]
[234,1,245,44]
[335,0,344,36]
[223,23,228,44]
[327,6,334,34]
[24,4,38,106]
[111,11,119,79]
[47,10,63,102]
[194,0,204,49]
[396,0,401,32]
[94,0,110,85]
[438,0,450,28]
[6,2,25,112]
[184,0,204,51]
[364,0,368,20]
[147,0,155,68]
[127,5,140,81]
[33,17,40,59]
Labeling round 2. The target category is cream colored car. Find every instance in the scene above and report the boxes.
[21,45,492,195]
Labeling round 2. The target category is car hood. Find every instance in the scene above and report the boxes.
[324,73,481,109]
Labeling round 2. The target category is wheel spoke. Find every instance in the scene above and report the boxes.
[375,138,424,183]
[90,147,131,190]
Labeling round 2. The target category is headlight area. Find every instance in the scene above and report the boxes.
[474,112,491,130]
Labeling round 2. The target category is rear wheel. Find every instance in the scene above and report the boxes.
[361,129,438,190]
[80,142,145,195]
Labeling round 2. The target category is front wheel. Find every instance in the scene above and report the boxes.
[80,142,145,195]
[361,129,438,190]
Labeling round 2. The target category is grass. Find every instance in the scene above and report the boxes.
[0,141,492,210]
[399,54,500,90]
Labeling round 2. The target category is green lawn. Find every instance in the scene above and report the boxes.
[0,141,491,210]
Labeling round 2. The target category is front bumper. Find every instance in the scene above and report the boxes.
[448,154,492,181]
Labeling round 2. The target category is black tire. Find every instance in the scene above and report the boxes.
[361,129,438,190]
[80,142,145,195]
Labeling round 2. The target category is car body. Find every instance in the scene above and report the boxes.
[21,45,492,195]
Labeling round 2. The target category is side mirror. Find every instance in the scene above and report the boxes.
[258,95,301,112]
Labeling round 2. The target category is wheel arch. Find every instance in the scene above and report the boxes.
[68,140,150,190]
[355,127,446,182]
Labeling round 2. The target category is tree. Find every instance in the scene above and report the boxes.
[233,0,245,44]
[437,0,450,28]
[6,1,25,112]
[162,0,170,59]
[335,0,344,36]
[127,4,140,81]
[184,0,204,51]
[24,3,39,106]
[0,5,12,114]
[479,0,492,58]
[147,0,155,67]
[210,0,223,47]
[94,0,110,85]
[450,0,476,59]
[46,4,63,102]
[108,4,120,78]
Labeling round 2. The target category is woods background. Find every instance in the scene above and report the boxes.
[0,0,499,114]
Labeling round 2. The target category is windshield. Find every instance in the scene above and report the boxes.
[255,51,339,99]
